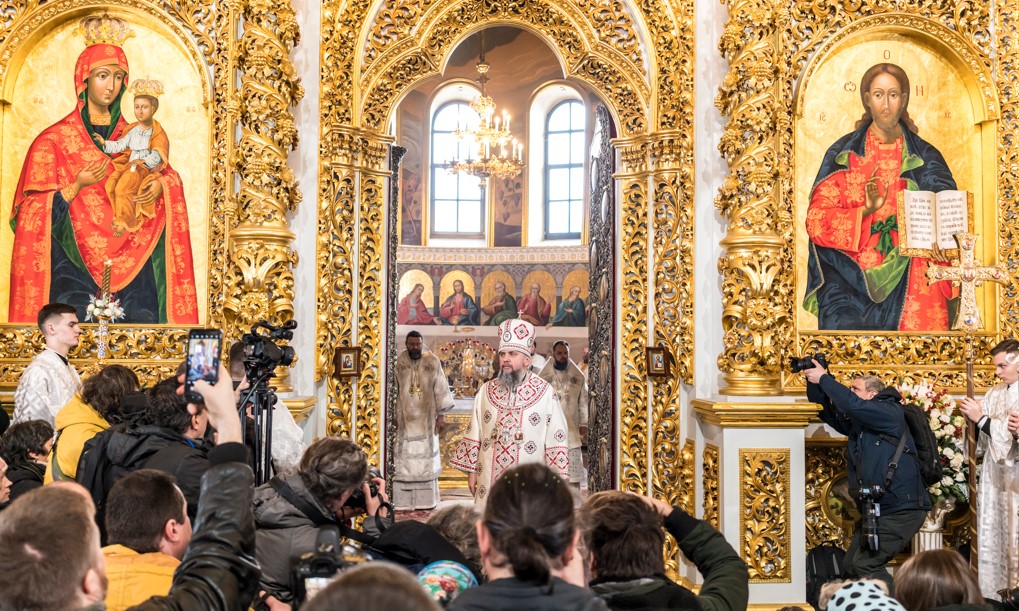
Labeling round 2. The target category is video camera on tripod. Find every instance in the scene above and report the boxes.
[240,320,297,485]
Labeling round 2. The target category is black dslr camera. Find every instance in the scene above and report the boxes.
[789,352,828,374]
[343,466,382,510]
[858,484,884,551]
[292,525,369,608]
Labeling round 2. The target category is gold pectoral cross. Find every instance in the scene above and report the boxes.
[926,232,1010,332]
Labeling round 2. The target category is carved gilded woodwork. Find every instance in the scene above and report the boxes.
[715,0,1016,394]
[740,449,791,582]
[0,0,300,386]
[805,440,851,550]
[649,133,693,512]
[318,0,696,483]
[355,145,390,460]
[703,444,720,530]
[228,0,303,360]
[617,139,651,492]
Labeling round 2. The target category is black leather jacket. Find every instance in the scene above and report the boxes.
[129,442,260,610]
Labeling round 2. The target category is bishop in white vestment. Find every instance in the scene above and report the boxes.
[451,319,570,506]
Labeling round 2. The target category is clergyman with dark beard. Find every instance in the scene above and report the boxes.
[393,330,454,510]
[450,319,570,507]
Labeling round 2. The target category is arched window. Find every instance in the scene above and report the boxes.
[431,101,483,238]
[543,100,585,240]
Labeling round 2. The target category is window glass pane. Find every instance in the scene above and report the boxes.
[458,177,481,200]
[569,167,584,199]
[458,139,480,160]
[460,201,482,234]
[547,133,570,165]
[547,201,568,234]
[548,168,569,200]
[549,103,570,129]
[461,107,481,131]
[433,105,460,132]
[432,133,456,162]
[570,102,586,128]
[433,200,457,232]
[569,200,584,234]
[433,170,458,200]
[570,132,585,162]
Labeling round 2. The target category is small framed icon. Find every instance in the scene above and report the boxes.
[646,346,671,379]
[333,346,362,379]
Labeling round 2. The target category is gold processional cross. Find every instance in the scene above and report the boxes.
[926,232,1011,571]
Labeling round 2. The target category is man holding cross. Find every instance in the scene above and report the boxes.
[959,339,1019,598]
[927,230,1012,597]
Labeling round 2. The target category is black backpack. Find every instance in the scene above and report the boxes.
[882,402,943,488]
[75,425,151,542]
[805,542,846,610]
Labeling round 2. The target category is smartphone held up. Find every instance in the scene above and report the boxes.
[185,328,223,403]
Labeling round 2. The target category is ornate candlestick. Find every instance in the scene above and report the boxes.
[87,259,124,367]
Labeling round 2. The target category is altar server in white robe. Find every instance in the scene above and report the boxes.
[450,319,569,507]
[960,338,1019,598]
[13,303,82,425]
[393,330,454,509]
[538,340,589,490]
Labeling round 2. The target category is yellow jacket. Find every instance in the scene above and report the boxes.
[102,544,178,611]
[44,393,110,483]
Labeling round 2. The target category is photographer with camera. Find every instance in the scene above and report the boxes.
[253,437,392,604]
[802,357,930,593]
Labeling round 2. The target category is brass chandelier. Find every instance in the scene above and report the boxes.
[444,32,524,182]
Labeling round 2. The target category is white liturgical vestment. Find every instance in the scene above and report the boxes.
[394,350,455,483]
[13,348,81,425]
[451,371,569,506]
[538,359,589,484]
[975,381,1019,598]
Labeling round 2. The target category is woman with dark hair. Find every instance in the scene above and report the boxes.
[894,549,995,610]
[0,419,54,503]
[448,463,607,610]
[45,363,138,482]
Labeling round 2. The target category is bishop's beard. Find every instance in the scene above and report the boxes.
[498,368,528,391]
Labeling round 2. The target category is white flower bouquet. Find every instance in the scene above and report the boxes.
[85,294,126,322]
[898,381,968,504]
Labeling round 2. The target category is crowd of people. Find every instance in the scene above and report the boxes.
[0,303,1014,610]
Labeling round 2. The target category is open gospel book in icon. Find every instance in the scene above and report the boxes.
[896,189,973,258]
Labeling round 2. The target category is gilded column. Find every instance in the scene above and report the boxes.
[355,133,393,461]
[319,128,363,438]
[648,133,694,574]
[714,0,788,395]
[617,137,651,494]
[227,0,303,385]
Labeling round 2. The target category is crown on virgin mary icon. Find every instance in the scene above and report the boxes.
[131,79,164,98]
[76,14,135,47]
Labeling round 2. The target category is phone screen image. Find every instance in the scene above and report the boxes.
[186,330,221,400]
